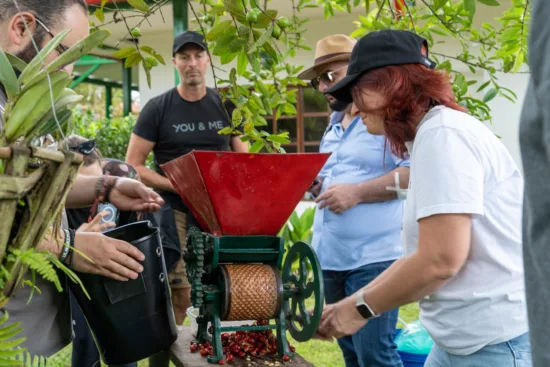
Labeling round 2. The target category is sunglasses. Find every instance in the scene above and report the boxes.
[34,16,70,56]
[69,140,96,155]
[311,65,348,90]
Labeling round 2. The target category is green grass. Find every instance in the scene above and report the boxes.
[49,303,420,367]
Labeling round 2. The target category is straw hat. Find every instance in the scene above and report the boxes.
[297,34,357,80]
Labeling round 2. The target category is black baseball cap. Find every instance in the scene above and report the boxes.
[173,31,208,55]
[324,30,436,103]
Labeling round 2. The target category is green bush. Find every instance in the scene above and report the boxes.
[71,107,153,167]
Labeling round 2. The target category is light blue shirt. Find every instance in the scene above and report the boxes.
[311,112,409,271]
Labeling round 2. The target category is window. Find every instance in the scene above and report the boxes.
[264,86,330,153]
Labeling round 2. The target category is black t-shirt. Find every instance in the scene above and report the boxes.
[133,87,236,210]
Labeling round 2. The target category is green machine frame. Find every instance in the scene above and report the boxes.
[185,229,324,364]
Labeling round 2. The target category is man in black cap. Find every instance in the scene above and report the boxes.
[126,30,248,337]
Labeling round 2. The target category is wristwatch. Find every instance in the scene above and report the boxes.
[355,290,379,320]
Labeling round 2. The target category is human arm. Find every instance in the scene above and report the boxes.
[65,175,164,211]
[230,136,249,153]
[315,166,409,214]
[38,225,145,281]
[126,97,175,192]
[126,133,175,192]
[316,213,471,339]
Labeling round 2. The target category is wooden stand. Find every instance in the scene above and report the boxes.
[170,326,315,367]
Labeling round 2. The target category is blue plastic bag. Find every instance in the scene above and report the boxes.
[395,320,434,355]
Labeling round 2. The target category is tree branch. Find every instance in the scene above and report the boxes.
[111,1,144,58]
[402,0,417,33]
[431,52,530,74]
[188,0,219,92]
[387,0,396,19]
[519,0,530,52]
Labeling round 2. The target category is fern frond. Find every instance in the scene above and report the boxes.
[0,358,24,367]
[11,250,61,292]
[46,254,90,300]
[0,322,24,341]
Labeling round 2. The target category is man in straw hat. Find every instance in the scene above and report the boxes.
[299,35,409,366]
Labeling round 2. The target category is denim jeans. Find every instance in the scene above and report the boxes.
[425,332,532,367]
[323,260,403,367]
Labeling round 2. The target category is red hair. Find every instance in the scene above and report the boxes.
[352,64,467,158]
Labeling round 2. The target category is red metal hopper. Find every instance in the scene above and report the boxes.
[161,151,330,236]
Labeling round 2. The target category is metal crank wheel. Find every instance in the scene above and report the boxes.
[281,241,324,342]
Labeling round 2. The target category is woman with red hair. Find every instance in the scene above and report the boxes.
[315,30,531,366]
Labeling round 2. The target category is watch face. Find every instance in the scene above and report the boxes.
[356,304,373,320]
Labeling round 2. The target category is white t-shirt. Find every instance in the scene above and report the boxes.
[402,106,528,355]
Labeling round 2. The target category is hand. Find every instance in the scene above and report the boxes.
[315,184,360,214]
[315,296,368,340]
[307,176,324,197]
[77,211,116,233]
[109,177,164,212]
[72,232,145,281]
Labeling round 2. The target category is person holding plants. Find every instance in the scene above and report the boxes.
[297,34,409,367]
[0,0,164,358]
[315,30,531,366]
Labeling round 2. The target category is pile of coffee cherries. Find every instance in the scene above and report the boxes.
[189,320,294,365]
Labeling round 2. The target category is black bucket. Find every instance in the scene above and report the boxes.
[69,221,178,365]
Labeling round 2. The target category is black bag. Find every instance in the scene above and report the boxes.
[69,221,178,365]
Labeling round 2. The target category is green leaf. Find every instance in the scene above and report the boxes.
[46,29,111,74]
[206,20,233,41]
[283,103,297,115]
[434,0,448,10]
[244,123,254,134]
[142,60,152,88]
[254,10,279,29]
[217,127,234,135]
[18,29,71,84]
[0,48,19,100]
[267,134,291,144]
[101,0,109,6]
[127,0,150,13]
[253,116,268,126]
[464,0,476,20]
[124,52,142,68]
[140,46,166,65]
[483,88,498,103]
[249,23,274,54]
[512,49,524,73]
[249,139,265,152]
[222,0,246,18]
[478,0,500,5]
[248,53,261,74]
[476,80,491,92]
[113,46,137,59]
[94,8,105,23]
[153,53,166,65]
[237,51,248,75]
[5,53,27,73]
[220,52,238,65]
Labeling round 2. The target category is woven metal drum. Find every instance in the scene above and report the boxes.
[220,264,283,321]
